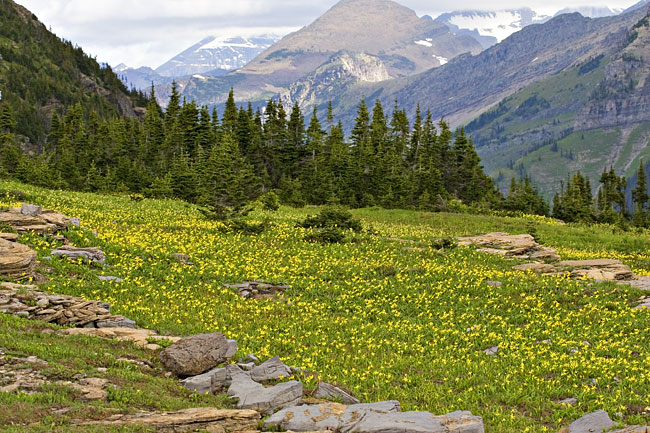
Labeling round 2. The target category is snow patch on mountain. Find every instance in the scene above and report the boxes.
[433,54,448,65]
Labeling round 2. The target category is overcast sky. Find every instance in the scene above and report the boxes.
[15,0,641,69]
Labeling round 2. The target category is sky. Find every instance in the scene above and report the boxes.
[14,0,642,69]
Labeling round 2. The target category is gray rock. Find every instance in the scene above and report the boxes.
[227,365,302,414]
[315,382,361,404]
[98,276,124,283]
[483,346,499,355]
[569,410,616,433]
[240,354,259,364]
[51,246,106,264]
[211,367,234,392]
[70,218,81,228]
[160,333,229,377]
[264,401,401,431]
[350,410,484,433]
[95,316,135,329]
[486,281,503,287]
[559,397,578,406]
[98,302,111,311]
[237,362,255,371]
[250,356,293,382]
[20,204,42,217]
[181,367,223,395]
[225,339,237,359]
[41,256,52,261]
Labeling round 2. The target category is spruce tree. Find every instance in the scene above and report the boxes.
[632,161,649,227]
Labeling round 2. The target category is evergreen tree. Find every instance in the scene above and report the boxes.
[632,160,649,227]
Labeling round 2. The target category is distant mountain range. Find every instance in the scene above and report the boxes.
[116,35,281,92]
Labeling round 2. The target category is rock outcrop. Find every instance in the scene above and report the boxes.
[0,205,70,234]
[160,333,230,377]
[61,327,178,350]
[458,232,561,262]
[77,408,260,432]
[227,364,303,414]
[0,238,37,277]
[0,283,135,328]
[315,382,361,404]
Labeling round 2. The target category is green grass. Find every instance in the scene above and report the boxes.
[1,180,650,432]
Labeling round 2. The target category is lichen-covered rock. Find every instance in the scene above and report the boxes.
[0,206,70,234]
[565,410,616,433]
[160,333,229,377]
[315,382,361,404]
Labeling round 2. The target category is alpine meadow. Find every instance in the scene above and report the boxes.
[1,0,650,433]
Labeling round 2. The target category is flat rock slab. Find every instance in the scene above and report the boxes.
[0,206,70,234]
[513,263,557,273]
[76,408,260,432]
[265,402,483,433]
[459,233,537,250]
[315,382,361,404]
[559,259,623,268]
[250,356,293,382]
[227,365,302,414]
[224,281,290,299]
[160,333,229,377]
[0,238,37,277]
[51,245,106,264]
[61,327,179,348]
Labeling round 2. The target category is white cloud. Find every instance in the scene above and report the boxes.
[14,0,642,68]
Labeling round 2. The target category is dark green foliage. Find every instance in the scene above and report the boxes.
[632,161,649,227]
[578,54,605,75]
[303,226,346,244]
[219,218,270,235]
[260,191,280,211]
[503,177,550,216]
[298,206,363,232]
[430,237,457,250]
[552,171,595,223]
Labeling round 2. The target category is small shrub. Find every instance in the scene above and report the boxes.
[146,337,174,348]
[129,193,144,202]
[303,226,345,244]
[261,191,280,211]
[219,218,270,235]
[298,206,363,232]
[430,237,457,250]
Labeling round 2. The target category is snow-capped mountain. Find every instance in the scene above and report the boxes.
[554,6,622,18]
[434,9,551,48]
[154,35,282,78]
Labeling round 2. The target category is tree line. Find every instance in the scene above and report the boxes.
[0,85,550,215]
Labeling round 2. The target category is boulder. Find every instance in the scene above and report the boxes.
[0,238,37,277]
[160,333,229,377]
[227,365,302,414]
[20,203,42,216]
[265,402,483,433]
[566,410,616,433]
[250,356,293,382]
[225,339,237,359]
[182,368,224,395]
[51,246,106,264]
[315,382,361,404]
[76,408,260,432]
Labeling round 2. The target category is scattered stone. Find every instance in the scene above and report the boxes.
[483,346,499,355]
[0,238,37,277]
[0,284,133,328]
[171,253,193,265]
[315,382,361,404]
[250,356,293,382]
[20,203,42,216]
[98,276,124,283]
[70,218,81,228]
[95,316,136,328]
[76,408,260,432]
[565,410,616,433]
[51,245,106,264]
[237,362,255,371]
[559,259,635,281]
[239,354,260,364]
[264,401,484,433]
[558,397,578,406]
[635,297,650,310]
[486,280,503,287]
[160,333,230,377]
[227,364,303,414]
[0,206,70,234]
[72,377,108,401]
[224,281,290,300]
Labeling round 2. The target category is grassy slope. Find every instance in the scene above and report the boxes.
[1,180,650,432]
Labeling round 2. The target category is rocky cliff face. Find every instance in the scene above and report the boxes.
[575,14,650,130]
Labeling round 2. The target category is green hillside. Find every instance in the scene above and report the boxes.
[0,0,146,145]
